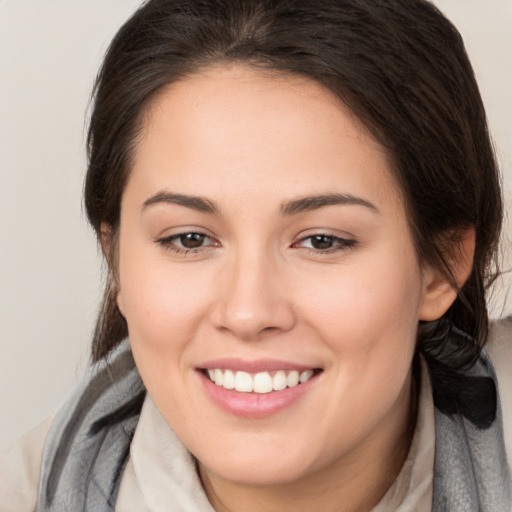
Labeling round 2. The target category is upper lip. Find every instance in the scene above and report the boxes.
[198,358,321,373]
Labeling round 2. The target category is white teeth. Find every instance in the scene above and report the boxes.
[223,370,235,390]
[253,372,273,393]
[235,371,253,392]
[299,369,314,383]
[287,370,299,388]
[273,370,287,391]
[206,368,317,393]
[214,369,223,386]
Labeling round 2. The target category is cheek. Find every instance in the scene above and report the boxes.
[298,256,421,433]
[300,254,422,353]
[117,237,214,352]
[299,251,420,406]
[117,249,215,409]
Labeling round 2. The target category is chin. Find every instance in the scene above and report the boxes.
[200,455,315,487]
[193,431,329,487]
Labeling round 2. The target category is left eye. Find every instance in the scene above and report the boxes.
[175,232,209,248]
[294,234,355,251]
[159,232,216,251]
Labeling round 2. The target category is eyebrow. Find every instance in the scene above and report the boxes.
[281,193,379,216]
[142,191,220,214]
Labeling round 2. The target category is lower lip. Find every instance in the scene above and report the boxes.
[198,371,320,419]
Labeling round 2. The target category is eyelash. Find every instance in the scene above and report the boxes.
[292,234,357,254]
[157,231,356,256]
[157,232,218,255]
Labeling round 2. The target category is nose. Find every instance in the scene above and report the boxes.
[210,250,296,341]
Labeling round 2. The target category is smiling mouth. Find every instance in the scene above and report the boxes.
[202,368,322,393]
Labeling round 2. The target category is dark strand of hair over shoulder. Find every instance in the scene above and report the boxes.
[84,0,502,380]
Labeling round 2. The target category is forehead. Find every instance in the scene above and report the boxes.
[127,64,402,215]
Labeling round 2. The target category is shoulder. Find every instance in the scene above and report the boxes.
[37,341,145,510]
[0,416,54,512]
[0,340,142,512]
[486,317,512,390]
[486,316,512,469]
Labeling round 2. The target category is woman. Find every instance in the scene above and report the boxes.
[2,0,511,510]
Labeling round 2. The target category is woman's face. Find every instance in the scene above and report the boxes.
[116,65,436,486]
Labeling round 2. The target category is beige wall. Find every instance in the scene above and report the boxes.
[1,0,511,449]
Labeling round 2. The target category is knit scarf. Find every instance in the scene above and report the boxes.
[36,340,511,511]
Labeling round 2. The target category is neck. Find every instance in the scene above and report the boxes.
[199,371,417,512]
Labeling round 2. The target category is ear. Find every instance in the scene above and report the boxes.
[116,287,126,317]
[418,228,475,321]
[100,222,125,316]
[100,222,112,260]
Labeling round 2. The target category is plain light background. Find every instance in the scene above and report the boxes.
[1,0,511,450]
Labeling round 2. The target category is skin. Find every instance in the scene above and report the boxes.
[114,65,470,511]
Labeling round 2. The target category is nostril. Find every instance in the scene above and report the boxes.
[211,304,296,341]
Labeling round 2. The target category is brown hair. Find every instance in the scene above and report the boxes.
[85,0,502,374]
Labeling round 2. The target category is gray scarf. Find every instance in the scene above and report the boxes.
[36,340,511,511]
